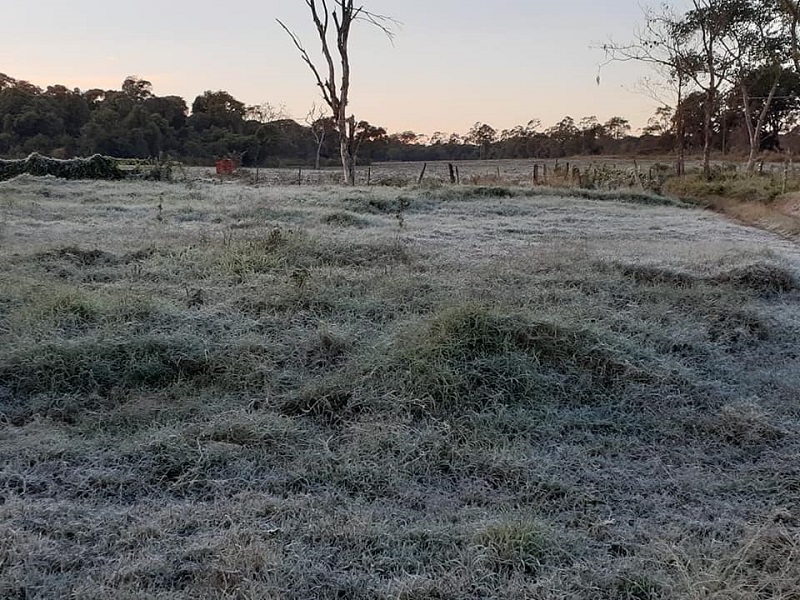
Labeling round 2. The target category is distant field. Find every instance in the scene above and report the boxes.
[184,156,794,187]
[1,175,800,598]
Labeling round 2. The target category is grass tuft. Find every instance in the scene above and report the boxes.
[322,211,371,228]
[711,262,798,296]
[712,400,784,447]
[613,263,698,288]
[0,336,217,398]
[474,516,566,575]
[391,303,648,412]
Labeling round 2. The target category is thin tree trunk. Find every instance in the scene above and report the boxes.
[698,5,715,182]
[744,75,781,174]
[676,77,686,177]
[314,131,325,170]
[338,112,355,185]
[703,85,713,180]
[788,1,800,73]
[341,144,355,185]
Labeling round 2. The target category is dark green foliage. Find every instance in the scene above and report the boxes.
[0,153,123,181]
[3,68,799,167]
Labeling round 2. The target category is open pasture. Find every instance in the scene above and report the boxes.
[186,156,793,189]
[1,176,800,598]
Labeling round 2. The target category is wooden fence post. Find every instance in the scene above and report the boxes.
[448,163,456,184]
[418,162,428,184]
[633,159,643,189]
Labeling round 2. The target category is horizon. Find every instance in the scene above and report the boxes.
[0,1,665,136]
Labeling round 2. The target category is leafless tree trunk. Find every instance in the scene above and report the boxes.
[697,3,717,181]
[676,69,686,176]
[717,1,785,174]
[305,103,328,170]
[784,0,800,73]
[278,1,395,185]
[741,75,780,173]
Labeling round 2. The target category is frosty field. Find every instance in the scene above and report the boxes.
[1,175,799,599]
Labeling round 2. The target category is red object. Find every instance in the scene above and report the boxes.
[216,159,235,175]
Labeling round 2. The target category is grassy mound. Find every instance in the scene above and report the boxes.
[394,304,648,412]
[0,334,277,418]
[711,262,798,295]
[287,304,656,421]
[322,211,371,228]
[217,227,411,277]
[611,263,698,288]
[611,260,797,296]
[423,184,684,207]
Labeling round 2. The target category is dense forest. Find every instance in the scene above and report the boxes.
[1,71,799,166]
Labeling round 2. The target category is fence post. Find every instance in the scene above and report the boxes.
[783,155,790,194]
[418,162,428,184]
[448,163,456,184]
[633,159,643,189]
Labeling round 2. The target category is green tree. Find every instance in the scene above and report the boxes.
[467,122,497,159]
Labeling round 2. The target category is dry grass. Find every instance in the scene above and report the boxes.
[1,174,800,598]
[664,173,800,239]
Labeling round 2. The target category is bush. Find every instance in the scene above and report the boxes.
[0,153,124,181]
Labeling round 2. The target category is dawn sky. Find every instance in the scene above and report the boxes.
[1,0,666,136]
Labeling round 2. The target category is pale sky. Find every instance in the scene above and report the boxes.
[0,0,664,135]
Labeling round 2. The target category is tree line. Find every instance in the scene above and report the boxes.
[0,68,797,168]
[602,0,800,177]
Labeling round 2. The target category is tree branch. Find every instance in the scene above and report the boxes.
[276,19,334,109]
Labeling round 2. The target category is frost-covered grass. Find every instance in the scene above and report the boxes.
[1,175,800,599]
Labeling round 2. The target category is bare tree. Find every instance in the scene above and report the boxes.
[278,1,396,185]
[682,0,738,180]
[718,0,786,172]
[599,4,696,176]
[602,0,747,179]
[780,0,800,73]
[245,102,288,123]
[304,102,330,170]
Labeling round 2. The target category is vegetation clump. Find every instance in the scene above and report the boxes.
[711,262,798,295]
[0,153,124,182]
[391,304,647,413]
[0,335,218,398]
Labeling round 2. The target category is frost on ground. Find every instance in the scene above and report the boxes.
[1,176,799,599]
